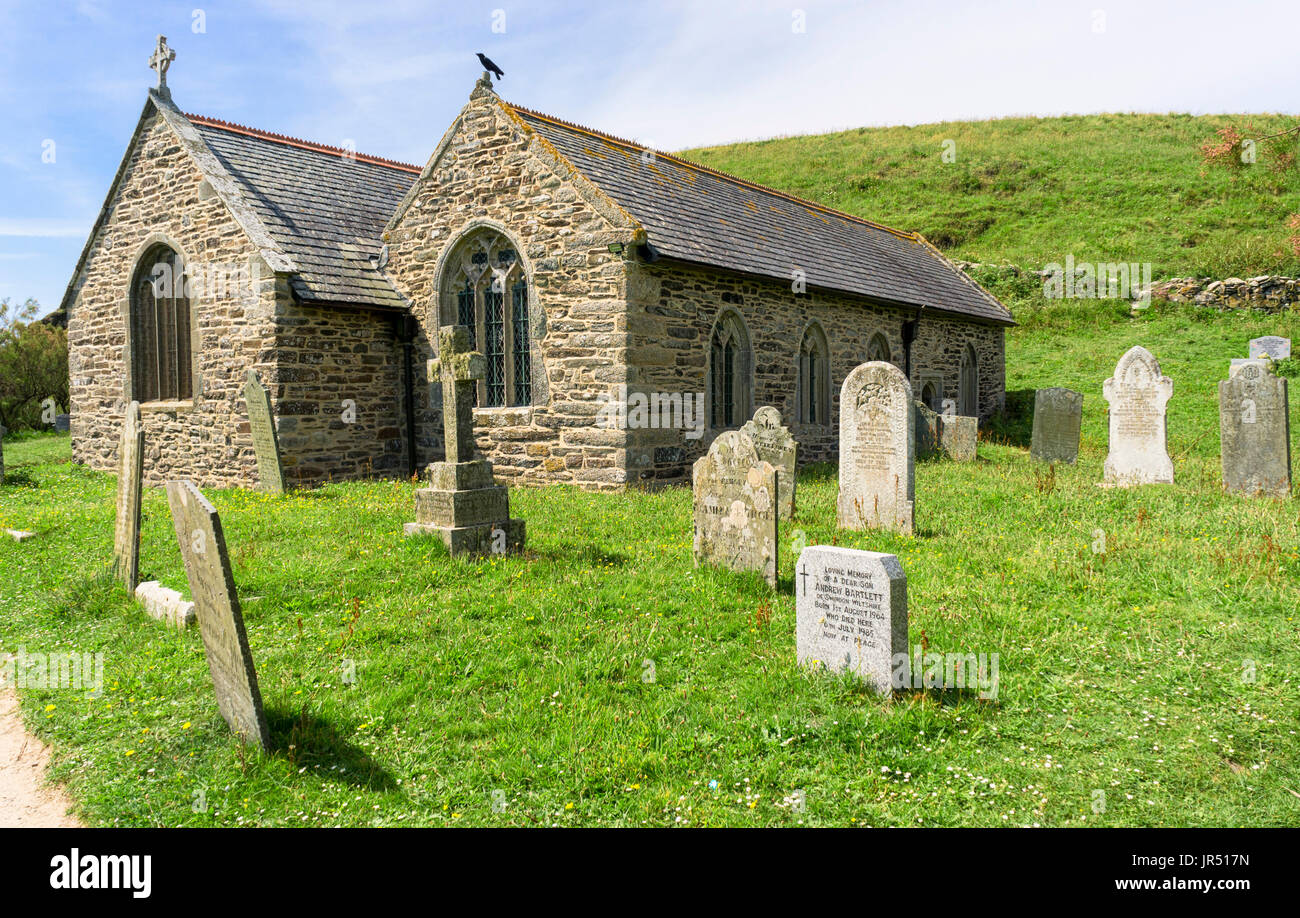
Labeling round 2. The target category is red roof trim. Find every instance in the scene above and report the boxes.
[184,113,422,174]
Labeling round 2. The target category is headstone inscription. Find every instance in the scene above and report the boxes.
[795,545,907,696]
[692,430,779,588]
[113,401,145,593]
[404,325,525,555]
[165,480,271,750]
[242,368,285,494]
[1102,346,1174,486]
[1249,336,1291,361]
[837,362,915,534]
[1030,387,1084,464]
[1219,360,1291,498]
[740,406,798,519]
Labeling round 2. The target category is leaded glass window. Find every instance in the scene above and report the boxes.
[131,244,192,403]
[441,229,532,408]
[798,324,829,425]
[709,311,752,429]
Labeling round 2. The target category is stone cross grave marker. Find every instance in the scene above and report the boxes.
[166,480,271,750]
[837,361,915,534]
[1219,360,1291,498]
[1249,336,1291,361]
[795,545,907,696]
[1031,387,1084,464]
[740,406,798,519]
[112,401,145,593]
[692,430,778,588]
[404,325,525,555]
[243,368,285,494]
[1102,346,1173,486]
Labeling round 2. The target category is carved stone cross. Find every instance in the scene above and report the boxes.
[428,325,485,465]
[149,35,176,92]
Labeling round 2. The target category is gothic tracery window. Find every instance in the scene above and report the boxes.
[797,323,830,425]
[959,343,979,416]
[709,310,752,429]
[130,244,192,402]
[443,230,532,408]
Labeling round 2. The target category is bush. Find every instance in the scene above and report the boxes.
[0,298,68,431]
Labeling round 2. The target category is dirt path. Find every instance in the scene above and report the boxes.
[0,688,82,827]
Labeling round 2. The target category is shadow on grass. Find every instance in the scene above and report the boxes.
[797,462,837,484]
[267,707,399,791]
[529,544,630,568]
[983,388,1036,449]
[0,469,39,488]
[898,687,999,707]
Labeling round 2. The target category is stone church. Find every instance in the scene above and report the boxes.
[63,40,1013,491]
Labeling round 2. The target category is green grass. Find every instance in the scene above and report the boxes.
[680,113,1300,279]
[0,302,1296,827]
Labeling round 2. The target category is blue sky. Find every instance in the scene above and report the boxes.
[2,0,1297,316]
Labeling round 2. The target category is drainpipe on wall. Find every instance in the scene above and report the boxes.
[902,306,923,380]
[395,313,420,478]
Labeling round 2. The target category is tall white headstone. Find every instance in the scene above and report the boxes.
[837,362,915,533]
[1102,346,1173,486]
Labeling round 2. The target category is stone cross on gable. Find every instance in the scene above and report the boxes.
[149,35,176,93]
[428,325,485,465]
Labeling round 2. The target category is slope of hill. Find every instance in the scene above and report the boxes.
[680,113,1300,283]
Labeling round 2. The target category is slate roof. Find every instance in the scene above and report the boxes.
[508,105,1014,326]
[186,115,420,309]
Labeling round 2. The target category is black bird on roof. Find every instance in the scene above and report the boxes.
[477,52,504,81]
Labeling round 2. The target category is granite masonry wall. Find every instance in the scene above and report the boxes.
[66,109,280,489]
[382,87,638,489]
[624,260,1006,485]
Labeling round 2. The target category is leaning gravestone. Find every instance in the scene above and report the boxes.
[692,430,778,588]
[242,368,285,494]
[166,480,272,750]
[1102,346,1174,486]
[795,545,907,696]
[1219,360,1291,498]
[405,326,525,555]
[1249,336,1291,361]
[112,402,145,593]
[1031,387,1084,464]
[913,402,939,458]
[740,406,798,519]
[837,361,915,534]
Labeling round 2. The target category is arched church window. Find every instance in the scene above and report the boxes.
[959,343,979,416]
[709,310,752,429]
[130,244,191,402]
[868,332,891,364]
[797,323,830,425]
[442,230,532,408]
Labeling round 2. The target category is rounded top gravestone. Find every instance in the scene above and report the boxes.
[837,361,915,534]
[1102,346,1173,486]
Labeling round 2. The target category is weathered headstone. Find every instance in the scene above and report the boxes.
[54,413,70,433]
[1219,360,1291,498]
[740,406,798,519]
[242,368,285,494]
[938,414,978,462]
[1102,346,1174,486]
[795,545,907,696]
[692,430,779,587]
[165,480,271,750]
[1030,387,1084,464]
[837,361,915,533]
[913,401,939,458]
[404,326,525,555]
[112,401,145,592]
[1249,336,1291,361]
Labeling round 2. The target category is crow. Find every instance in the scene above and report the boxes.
[476,52,504,81]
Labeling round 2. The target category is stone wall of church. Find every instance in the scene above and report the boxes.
[267,303,408,486]
[66,110,281,490]
[382,90,637,489]
[623,260,1007,485]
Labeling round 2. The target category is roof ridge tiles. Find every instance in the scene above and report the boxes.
[504,102,918,242]
[185,113,422,174]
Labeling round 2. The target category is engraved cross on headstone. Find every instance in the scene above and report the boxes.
[428,325,486,465]
[149,35,176,93]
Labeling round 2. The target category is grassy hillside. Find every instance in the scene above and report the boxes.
[681,113,1300,281]
[1,303,1296,827]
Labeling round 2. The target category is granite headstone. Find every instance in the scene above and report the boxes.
[1219,360,1291,498]
[1030,387,1083,464]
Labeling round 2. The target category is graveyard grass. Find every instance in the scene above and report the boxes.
[1,300,1297,827]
